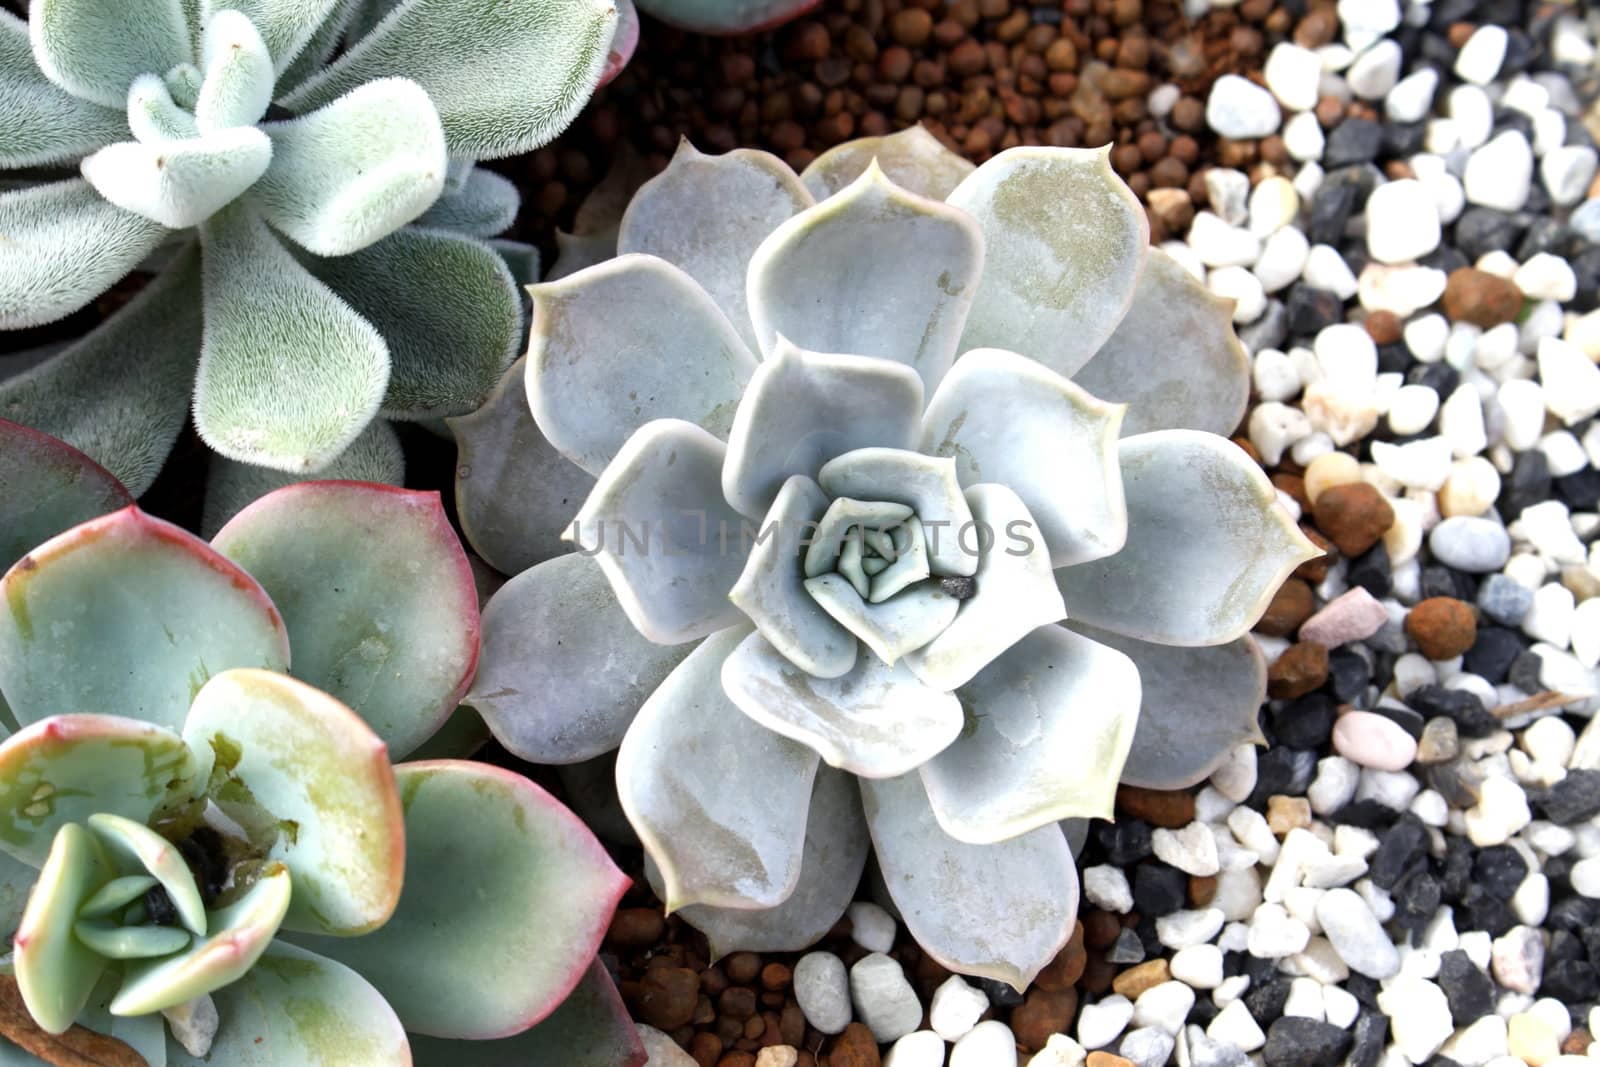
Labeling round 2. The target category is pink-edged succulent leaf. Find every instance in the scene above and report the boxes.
[14,824,112,1034]
[599,0,638,85]
[87,814,207,936]
[182,669,404,937]
[633,0,819,34]
[290,760,628,1040]
[0,508,290,733]
[163,941,410,1066]
[211,482,480,760]
[409,960,646,1067]
[0,715,208,868]
[0,420,132,574]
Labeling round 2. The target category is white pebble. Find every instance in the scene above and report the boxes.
[1247,902,1310,958]
[1154,823,1222,877]
[1465,131,1534,212]
[1283,110,1326,162]
[1514,254,1577,302]
[1209,266,1267,325]
[1406,314,1449,362]
[1541,145,1598,207]
[848,902,897,954]
[1366,180,1441,264]
[1170,944,1225,990]
[929,975,989,1042]
[1538,336,1600,425]
[1523,583,1575,648]
[1450,85,1495,149]
[1133,982,1196,1036]
[1084,865,1134,914]
[1455,24,1508,84]
[850,954,923,1043]
[1302,244,1359,299]
[1497,379,1548,451]
[1254,226,1310,294]
[951,1021,1015,1067]
[1206,1000,1266,1053]
[1387,384,1441,435]
[1377,978,1454,1063]
[1207,75,1281,139]
[1347,38,1402,99]
[883,1031,945,1067]
[1385,67,1438,123]
[1078,995,1135,1049]
[1157,908,1225,950]
[1189,212,1262,269]
[1264,43,1321,111]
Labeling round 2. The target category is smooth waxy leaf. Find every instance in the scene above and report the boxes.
[183,669,403,936]
[29,0,192,107]
[194,203,389,472]
[0,508,289,733]
[413,164,517,236]
[86,814,206,936]
[295,760,628,1038]
[633,0,815,34]
[14,824,112,1034]
[616,627,819,911]
[404,705,489,762]
[816,448,976,578]
[804,576,958,668]
[0,180,167,329]
[548,229,616,280]
[0,848,37,941]
[0,11,127,166]
[201,0,346,74]
[81,126,273,229]
[0,421,131,574]
[254,78,446,256]
[212,483,479,758]
[801,124,975,201]
[193,9,274,130]
[281,0,617,159]
[0,717,206,868]
[599,0,636,84]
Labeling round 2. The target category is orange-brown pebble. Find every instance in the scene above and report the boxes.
[826,1022,881,1067]
[1257,577,1315,637]
[1312,482,1396,556]
[1088,1053,1137,1067]
[1267,641,1329,699]
[1012,987,1080,1052]
[1405,597,1478,660]
[1115,784,1196,828]
[1112,959,1171,998]
[1442,268,1524,328]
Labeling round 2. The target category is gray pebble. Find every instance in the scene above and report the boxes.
[795,952,852,1035]
[1428,517,1511,573]
[1477,573,1534,626]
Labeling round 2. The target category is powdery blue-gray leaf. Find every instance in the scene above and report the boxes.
[413,164,518,237]
[280,0,617,160]
[194,203,390,472]
[527,254,757,476]
[192,8,274,130]
[616,626,820,911]
[0,179,168,329]
[920,347,1127,568]
[0,419,133,573]
[1069,622,1268,790]
[800,124,975,202]
[29,0,192,107]
[947,146,1147,380]
[722,630,963,778]
[80,125,273,229]
[722,340,923,519]
[567,419,748,645]
[860,772,1077,990]
[0,11,127,166]
[201,0,346,73]
[253,77,445,255]
[920,625,1140,844]
[126,72,199,140]
[1055,430,1321,646]
[1069,246,1251,438]
[804,574,958,667]
[548,230,615,279]
[489,237,539,286]
[618,141,813,351]
[747,161,982,392]
[466,552,695,764]
[633,0,817,34]
[817,448,976,579]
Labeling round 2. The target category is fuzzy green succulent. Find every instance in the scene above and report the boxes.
[0,419,646,1066]
[0,0,617,487]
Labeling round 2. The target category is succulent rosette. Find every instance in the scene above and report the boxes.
[0,420,645,1066]
[456,128,1319,985]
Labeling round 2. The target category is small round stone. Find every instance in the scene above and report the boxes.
[1442,268,1523,328]
[1405,597,1478,659]
[1332,710,1418,771]
[1312,482,1395,556]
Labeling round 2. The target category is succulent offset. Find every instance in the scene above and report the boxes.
[455,128,1320,984]
[0,0,617,487]
[0,420,646,1066]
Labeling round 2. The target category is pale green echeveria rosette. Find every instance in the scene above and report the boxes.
[0,0,617,486]
[462,129,1319,988]
[0,428,644,1066]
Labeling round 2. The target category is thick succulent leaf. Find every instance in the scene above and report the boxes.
[722,631,963,778]
[409,960,646,1067]
[618,142,814,351]
[193,9,273,130]
[0,716,206,868]
[488,237,540,286]
[1070,247,1251,438]
[412,165,518,237]
[200,0,345,74]
[253,78,446,256]
[0,180,168,329]
[723,340,924,519]
[920,626,1140,844]
[816,449,976,579]
[110,863,291,1015]
[947,147,1147,379]
[81,126,273,229]
[655,764,868,959]
[280,0,616,160]
[1070,623,1267,790]
[800,124,976,202]
[74,971,166,1066]
[527,255,758,476]
[465,553,694,764]
[293,760,628,1039]
[0,848,36,942]
[0,11,127,166]
[0,420,132,574]
[558,752,636,846]
[273,0,362,93]
[183,669,403,936]
[805,575,958,666]
[14,824,112,1034]
[29,0,192,107]
[200,418,403,537]
[747,162,982,393]
[860,772,1077,990]
[164,942,408,1066]
[616,627,820,911]
[548,229,616,280]
[1055,431,1321,646]
[904,484,1067,691]
[448,358,596,575]
[126,73,198,140]
[920,347,1126,567]
[599,0,636,84]
[211,483,479,758]
[86,814,206,935]
[0,507,289,732]
[567,420,748,645]
[633,0,816,33]
[0,249,201,497]
[405,705,488,761]
[195,203,390,472]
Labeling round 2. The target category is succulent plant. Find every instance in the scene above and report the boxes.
[629,0,818,34]
[0,419,645,1065]
[0,0,618,487]
[453,127,1321,985]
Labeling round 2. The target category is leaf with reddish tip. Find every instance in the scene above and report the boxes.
[182,670,404,937]
[0,508,290,733]
[633,0,817,34]
[86,814,206,937]
[0,421,132,574]
[599,0,638,86]
[14,824,112,1034]
[292,760,629,1039]
[211,482,479,759]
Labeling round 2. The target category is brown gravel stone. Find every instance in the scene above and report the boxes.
[1189,874,1218,907]
[726,953,762,984]
[640,967,702,1030]
[1036,922,1088,991]
[1083,909,1122,950]
[1012,987,1079,1052]
[721,1053,758,1067]
[1294,525,1336,583]
[1112,959,1171,998]
[1257,577,1315,637]
[1562,1029,1592,1055]
[1115,785,1195,828]
[827,1023,881,1067]
[1312,482,1395,556]
[1406,597,1478,660]
[692,1033,725,1067]
[1365,310,1403,345]
[1267,795,1313,834]
[1267,641,1329,699]
[609,907,667,948]
[1088,1053,1136,1067]
[1442,268,1524,328]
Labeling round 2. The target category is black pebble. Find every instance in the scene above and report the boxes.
[1348,1012,1389,1067]
[1368,704,1426,740]
[1392,869,1443,931]
[1473,844,1529,900]
[1463,627,1524,684]
[1370,815,1430,889]
[1286,284,1345,335]
[1531,769,1600,824]
[1454,208,1525,260]
[1327,648,1373,703]
[1347,543,1393,598]
[1557,467,1600,510]
[1245,975,1292,1027]
[1406,362,1458,394]
[1132,863,1188,916]
[1499,449,1552,521]
[1309,183,1360,245]
[1542,960,1600,1003]
[974,976,1025,1007]
[1407,686,1501,738]
[1263,1018,1354,1067]
[1421,564,1477,601]
[1096,818,1154,865]
[1460,883,1518,936]
[1273,694,1338,750]
[1437,949,1497,1024]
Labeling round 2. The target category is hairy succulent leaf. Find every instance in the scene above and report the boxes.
[0,421,132,573]
[193,9,274,130]
[200,0,346,74]
[126,73,199,140]
[14,823,112,1034]
[273,0,361,92]
[632,0,817,34]
[0,11,127,166]
[800,124,975,202]
[80,126,274,229]
[29,0,193,108]
[412,164,517,237]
